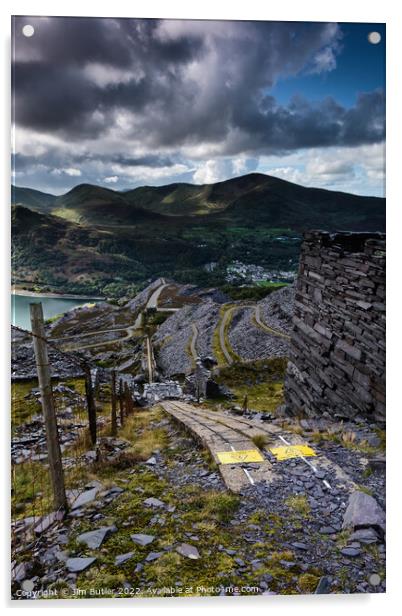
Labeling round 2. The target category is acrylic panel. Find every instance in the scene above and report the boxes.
[11,16,385,600]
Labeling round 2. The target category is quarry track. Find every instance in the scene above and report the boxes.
[190,323,199,361]
[56,280,167,353]
[53,325,132,342]
[253,305,290,340]
[217,304,289,366]
[161,401,357,494]
[59,324,139,351]
[146,335,156,383]
[218,306,243,366]
[57,319,143,352]
[144,279,169,381]
[219,308,234,365]
[147,278,168,309]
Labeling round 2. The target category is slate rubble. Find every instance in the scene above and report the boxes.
[12,414,386,598]
[11,326,85,381]
[154,301,221,376]
[11,386,385,598]
[259,284,295,334]
[228,307,289,360]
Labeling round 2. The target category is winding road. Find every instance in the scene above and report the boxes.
[146,278,168,309]
[53,326,130,342]
[62,323,140,352]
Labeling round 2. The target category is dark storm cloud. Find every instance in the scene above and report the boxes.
[13,17,204,67]
[12,16,206,137]
[13,63,103,135]
[12,16,384,180]
[110,154,179,167]
[222,89,385,154]
[14,17,134,67]
[341,90,386,145]
[12,151,179,172]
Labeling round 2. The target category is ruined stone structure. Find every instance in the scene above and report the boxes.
[284,230,385,423]
[141,381,183,405]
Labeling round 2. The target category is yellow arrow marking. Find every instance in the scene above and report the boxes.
[216,449,265,464]
[269,445,316,461]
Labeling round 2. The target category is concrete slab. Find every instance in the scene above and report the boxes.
[162,401,277,492]
[161,401,356,494]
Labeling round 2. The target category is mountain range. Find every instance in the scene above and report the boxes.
[12,173,385,229]
[11,173,385,297]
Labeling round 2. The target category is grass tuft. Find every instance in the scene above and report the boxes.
[298,573,320,593]
[252,434,269,450]
[284,494,311,517]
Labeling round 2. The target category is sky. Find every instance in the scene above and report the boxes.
[11,17,385,197]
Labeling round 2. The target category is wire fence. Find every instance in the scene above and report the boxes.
[11,311,138,563]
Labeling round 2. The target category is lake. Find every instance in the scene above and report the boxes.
[12,293,98,331]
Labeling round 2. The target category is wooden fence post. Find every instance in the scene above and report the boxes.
[124,382,133,415]
[111,370,118,436]
[84,365,97,445]
[30,303,67,512]
[119,378,124,427]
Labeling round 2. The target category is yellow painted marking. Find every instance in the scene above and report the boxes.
[269,445,316,461]
[216,449,264,464]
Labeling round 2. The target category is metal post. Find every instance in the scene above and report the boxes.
[84,365,97,445]
[111,370,118,436]
[29,303,67,512]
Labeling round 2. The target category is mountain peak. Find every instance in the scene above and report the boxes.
[11,172,384,230]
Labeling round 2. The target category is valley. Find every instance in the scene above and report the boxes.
[11,173,385,299]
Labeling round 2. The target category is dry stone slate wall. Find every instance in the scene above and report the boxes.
[284,231,385,423]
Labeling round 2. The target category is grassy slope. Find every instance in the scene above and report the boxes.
[214,358,288,413]
[12,173,385,230]
[11,205,148,293]
[11,185,55,213]
[11,173,385,296]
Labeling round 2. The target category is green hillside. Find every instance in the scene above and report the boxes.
[12,172,385,231]
[11,205,147,295]
[11,185,56,213]
[11,173,385,297]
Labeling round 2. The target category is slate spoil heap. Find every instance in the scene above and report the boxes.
[11,410,386,597]
[11,326,85,381]
[285,231,385,423]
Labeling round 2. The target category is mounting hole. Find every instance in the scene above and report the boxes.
[22,24,35,38]
[369,573,381,586]
[368,31,381,45]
